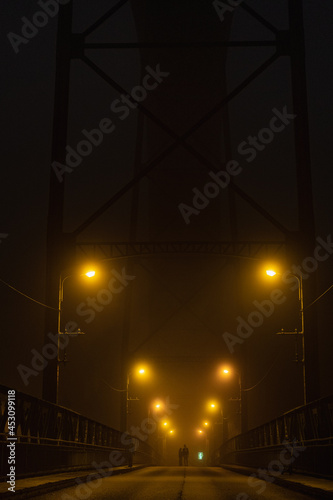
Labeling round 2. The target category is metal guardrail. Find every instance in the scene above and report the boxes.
[0,385,160,475]
[214,394,333,477]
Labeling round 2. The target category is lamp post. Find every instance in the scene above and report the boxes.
[147,401,164,447]
[266,270,306,405]
[207,401,225,450]
[220,367,242,433]
[199,422,211,465]
[148,400,164,423]
[125,367,147,431]
[126,371,140,417]
[56,269,95,404]
[159,421,172,461]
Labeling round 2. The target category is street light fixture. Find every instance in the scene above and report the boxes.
[266,269,306,405]
[58,270,96,336]
[126,366,148,426]
[160,421,173,458]
[57,269,96,403]
[219,366,242,434]
[220,367,242,415]
[206,400,225,455]
[149,400,164,418]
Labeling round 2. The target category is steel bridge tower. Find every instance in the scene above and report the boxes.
[43,0,318,436]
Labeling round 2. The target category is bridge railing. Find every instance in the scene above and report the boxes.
[214,394,333,478]
[0,385,160,476]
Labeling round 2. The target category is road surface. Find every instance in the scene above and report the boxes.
[36,466,318,499]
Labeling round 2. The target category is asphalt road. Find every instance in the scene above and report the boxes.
[36,466,317,500]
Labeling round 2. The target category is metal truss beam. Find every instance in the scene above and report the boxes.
[76,240,285,261]
[80,41,277,49]
[73,52,286,237]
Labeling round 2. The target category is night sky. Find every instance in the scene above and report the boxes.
[1,0,333,462]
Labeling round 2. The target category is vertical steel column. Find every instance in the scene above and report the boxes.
[288,0,319,402]
[120,113,145,432]
[42,2,74,403]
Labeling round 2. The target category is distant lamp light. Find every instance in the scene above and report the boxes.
[266,270,276,277]
[198,452,204,460]
[139,369,145,374]
[85,270,96,278]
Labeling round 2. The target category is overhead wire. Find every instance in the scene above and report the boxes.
[0,277,59,312]
[304,283,333,310]
[243,353,281,392]
[102,378,126,392]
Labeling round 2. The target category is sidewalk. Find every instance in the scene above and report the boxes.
[221,464,333,499]
[0,464,146,498]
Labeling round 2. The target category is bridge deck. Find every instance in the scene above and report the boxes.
[1,465,333,499]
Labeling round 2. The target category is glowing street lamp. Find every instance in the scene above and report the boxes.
[207,401,223,422]
[150,400,164,414]
[266,269,306,404]
[85,270,96,278]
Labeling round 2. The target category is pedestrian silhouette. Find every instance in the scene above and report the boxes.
[178,447,183,465]
[182,444,189,466]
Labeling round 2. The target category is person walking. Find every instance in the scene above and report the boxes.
[182,444,189,466]
[178,447,183,465]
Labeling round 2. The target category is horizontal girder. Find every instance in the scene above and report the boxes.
[76,241,285,261]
